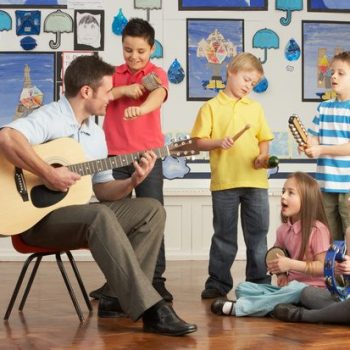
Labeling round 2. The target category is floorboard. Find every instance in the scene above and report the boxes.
[0,260,348,350]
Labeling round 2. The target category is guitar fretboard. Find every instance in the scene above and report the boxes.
[68,145,169,176]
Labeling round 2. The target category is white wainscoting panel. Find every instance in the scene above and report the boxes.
[0,189,282,261]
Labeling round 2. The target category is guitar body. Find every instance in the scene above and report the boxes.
[0,138,92,235]
[0,136,198,235]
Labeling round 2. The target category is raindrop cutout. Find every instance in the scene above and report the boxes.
[167,59,185,84]
[285,38,300,61]
[112,8,128,36]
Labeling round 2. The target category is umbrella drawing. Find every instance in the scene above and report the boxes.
[151,39,163,59]
[276,0,303,26]
[44,10,73,49]
[0,10,11,31]
[134,0,161,22]
[252,28,279,64]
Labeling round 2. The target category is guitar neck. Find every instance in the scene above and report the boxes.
[67,145,169,176]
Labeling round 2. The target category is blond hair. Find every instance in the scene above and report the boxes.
[332,51,350,66]
[227,52,264,76]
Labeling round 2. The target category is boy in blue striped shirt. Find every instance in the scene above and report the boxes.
[304,51,350,240]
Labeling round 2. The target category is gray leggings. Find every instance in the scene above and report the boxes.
[300,286,350,324]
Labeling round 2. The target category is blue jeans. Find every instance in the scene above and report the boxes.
[112,158,166,283]
[205,188,270,294]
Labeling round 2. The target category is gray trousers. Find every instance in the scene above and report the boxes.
[21,198,165,320]
[299,286,350,324]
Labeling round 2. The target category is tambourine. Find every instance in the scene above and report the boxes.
[324,241,350,301]
[265,246,290,275]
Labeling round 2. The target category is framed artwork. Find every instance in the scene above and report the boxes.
[307,0,350,13]
[74,10,104,51]
[0,0,67,8]
[302,21,350,102]
[186,18,244,101]
[0,52,56,127]
[179,0,267,11]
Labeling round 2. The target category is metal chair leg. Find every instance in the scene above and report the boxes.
[66,251,92,311]
[19,255,44,311]
[4,253,39,320]
[55,253,84,322]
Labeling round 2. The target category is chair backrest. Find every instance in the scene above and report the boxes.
[11,235,59,254]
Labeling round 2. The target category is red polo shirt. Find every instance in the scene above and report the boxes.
[103,61,168,154]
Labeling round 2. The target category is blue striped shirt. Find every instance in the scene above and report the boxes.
[308,99,350,193]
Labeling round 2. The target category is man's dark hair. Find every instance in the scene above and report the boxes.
[64,55,115,98]
[122,18,155,47]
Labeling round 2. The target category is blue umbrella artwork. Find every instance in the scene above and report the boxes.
[252,28,279,64]
[0,10,11,31]
[275,0,303,26]
[151,39,163,59]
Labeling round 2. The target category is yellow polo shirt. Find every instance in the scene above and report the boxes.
[191,91,274,191]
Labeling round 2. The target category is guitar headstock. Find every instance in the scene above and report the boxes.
[288,114,308,147]
[168,137,199,158]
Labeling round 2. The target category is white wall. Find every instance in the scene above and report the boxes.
[1,1,349,134]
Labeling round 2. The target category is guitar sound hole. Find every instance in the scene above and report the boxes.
[31,185,68,208]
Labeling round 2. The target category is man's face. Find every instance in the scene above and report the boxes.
[122,35,154,73]
[87,76,113,116]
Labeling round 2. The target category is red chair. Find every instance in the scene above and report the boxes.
[4,235,92,322]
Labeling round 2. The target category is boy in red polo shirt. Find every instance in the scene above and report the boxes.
[89,18,172,304]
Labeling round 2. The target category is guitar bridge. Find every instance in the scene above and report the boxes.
[14,167,29,202]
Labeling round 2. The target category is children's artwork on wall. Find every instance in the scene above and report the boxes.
[0,52,55,126]
[285,38,301,61]
[162,156,191,180]
[0,0,66,8]
[112,8,128,36]
[252,28,279,64]
[20,36,37,50]
[0,10,11,31]
[44,10,73,49]
[134,0,161,22]
[179,0,267,11]
[168,58,185,84]
[275,0,303,26]
[16,10,40,35]
[308,0,350,13]
[151,39,163,59]
[74,10,104,50]
[302,21,350,102]
[253,76,268,93]
[187,18,243,101]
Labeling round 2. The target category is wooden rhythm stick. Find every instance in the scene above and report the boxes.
[232,124,251,142]
[288,115,308,147]
[142,72,162,91]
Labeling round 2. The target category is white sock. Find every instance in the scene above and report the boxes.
[222,301,235,315]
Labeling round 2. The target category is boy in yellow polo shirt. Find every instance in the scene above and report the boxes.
[191,52,274,299]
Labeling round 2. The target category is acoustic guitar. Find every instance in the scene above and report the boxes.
[0,137,198,235]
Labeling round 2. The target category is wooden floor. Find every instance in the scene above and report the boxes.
[0,259,349,350]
